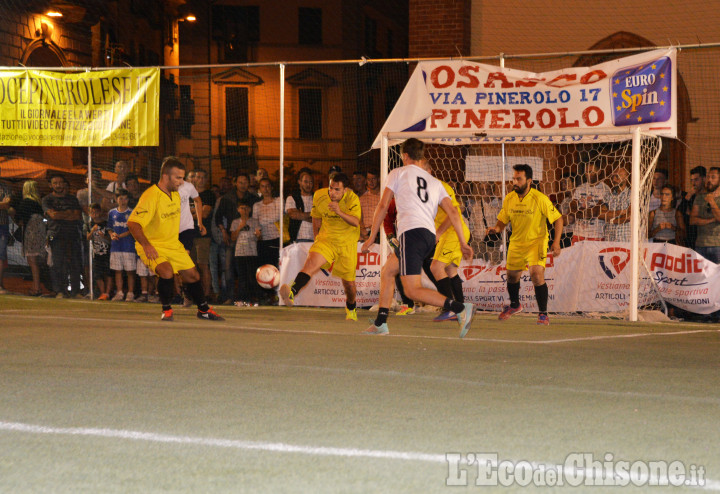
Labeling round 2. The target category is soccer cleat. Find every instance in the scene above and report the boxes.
[345,308,358,321]
[279,284,294,307]
[396,305,415,316]
[433,310,458,322]
[499,304,523,320]
[363,322,389,335]
[161,309,174,321]
[197,307,225,321]
[537,313,550,325]
[458,303,476,339]
[111,291,124,301]
[97,293,109,301]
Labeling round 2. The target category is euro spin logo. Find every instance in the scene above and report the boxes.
[598,247,630,279]
[611,56,672,126]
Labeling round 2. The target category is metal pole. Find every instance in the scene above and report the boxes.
[87,146,93,300]
[380,134,389,263]
[629,127,641,322]
[279,64,285,261]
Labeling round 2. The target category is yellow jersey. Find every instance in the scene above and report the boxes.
[434,181,470,239]
[497,188,561,245]
[128,185,182,248]
[311,188,361,245]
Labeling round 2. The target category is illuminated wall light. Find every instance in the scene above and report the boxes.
[46,11,63,17]
[185,14,196,22]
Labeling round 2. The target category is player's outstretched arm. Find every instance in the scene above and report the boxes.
[440,197,473,259]
[362,188,394,253]
[128,221,159,260]
[550,216,563,258]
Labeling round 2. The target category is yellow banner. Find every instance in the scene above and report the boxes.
[0,68,159,147]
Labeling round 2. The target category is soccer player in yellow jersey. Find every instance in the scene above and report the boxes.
[430,177,472,322]
[127,157,223,322]
[486,164,563,325]
[279,172,362,320]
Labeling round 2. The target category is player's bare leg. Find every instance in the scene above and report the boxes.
[401,274,476,338]
[364,254,399,334]
[279,251,327,306]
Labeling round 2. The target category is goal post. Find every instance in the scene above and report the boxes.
[381,128,663,321]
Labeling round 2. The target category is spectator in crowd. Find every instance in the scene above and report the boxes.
[42,174,83,298]
[649,168,669,212]
[678,165,706,250]
[124,174,143,209]
[13,180,46,296]
[286,168,315,243]
[186,170,196,186]
[77,169,114,216]
[468,182,503,262]
[230,200,261,305]
[352,170,367,198]
[649,185,685,244]
[556,176,576,248]
[569,162,611,243]
[177,174,204,306]
[254,177,281,304]
[359,170,381,243]
[191,169,215,297]
[601,167,632,242]
[218,176,232,197]
[86,203,113,300]
[0,167,11,293]
[690,166,720,264]
[253,177,281,271]
[108,189,136,301]
[215,173,259,303]
[329,165,341,181]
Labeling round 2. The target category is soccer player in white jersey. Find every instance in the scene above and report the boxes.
[361,138,476,337]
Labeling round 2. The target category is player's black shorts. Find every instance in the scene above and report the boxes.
[398,227,436,276]
[179,228,196,252]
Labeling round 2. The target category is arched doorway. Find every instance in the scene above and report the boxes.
[574,31,693,189]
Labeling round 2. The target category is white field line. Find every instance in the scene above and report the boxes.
[0,420,718,491]
[3,312,719,345]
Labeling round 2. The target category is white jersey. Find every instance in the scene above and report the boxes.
[386,164,449,236]
[178,180,200,233]
[572,181,611,238]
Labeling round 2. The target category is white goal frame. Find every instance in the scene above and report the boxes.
[380,127,660,322]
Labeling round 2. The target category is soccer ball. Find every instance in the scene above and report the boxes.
[256,264,280,290]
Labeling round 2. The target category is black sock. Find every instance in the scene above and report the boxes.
[346,301,356,311]
[508,281,521,308]
[291,272,311,295]
[395,276,413,307]
[436,277,453,299]
[443,297,465,314]
[375,307,389,326]
[450,275,464,303]
[186,280,209,311]
[158,277,174,307]
[534,283,548,314]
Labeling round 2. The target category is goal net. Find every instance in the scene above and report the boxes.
[383,130,664,320]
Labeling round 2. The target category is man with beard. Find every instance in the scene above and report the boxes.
[486,164,563,325]
[127,157,223,322]
[279,172,361,321]
[601,167,632,242]
[690,166,720,264]
[678,166,706,250]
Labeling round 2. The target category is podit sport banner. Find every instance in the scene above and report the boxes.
[460,242,720,315]
[279,242,382,307]
[0,68,159,147]
[372,48,676,147]
[281,241,720,314]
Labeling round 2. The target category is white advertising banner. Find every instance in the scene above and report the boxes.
[280,241,720,314]
[373,48,677,147]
